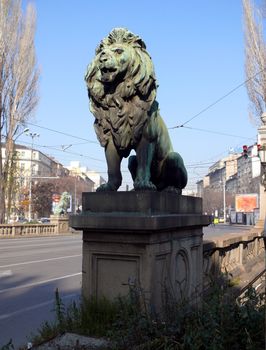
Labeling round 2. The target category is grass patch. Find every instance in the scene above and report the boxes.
[28,281,265,350]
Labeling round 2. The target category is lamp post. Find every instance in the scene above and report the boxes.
[25,131,39,221]
[257,113,266,227]
[258,144,266,190]
[223,180,226,223]
[220,179,226,223]
[14,128,30,141]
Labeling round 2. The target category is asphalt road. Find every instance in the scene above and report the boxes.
[203,223,254,238]
[0,225,252,348]
[0,234,82,349]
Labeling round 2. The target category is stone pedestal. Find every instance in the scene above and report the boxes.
[70,192,210,311]
[50,215,69,233]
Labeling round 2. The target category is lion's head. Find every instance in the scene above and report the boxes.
[85,28,157,150]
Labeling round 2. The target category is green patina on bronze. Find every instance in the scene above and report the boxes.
[85,28,187,193]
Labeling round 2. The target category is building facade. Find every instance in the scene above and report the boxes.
[66,161,106,192]
[1,143,70,220]
[197,144,261,216]
[1,144,69,186]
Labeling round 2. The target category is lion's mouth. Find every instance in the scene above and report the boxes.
[100,66,118,82]
[101,67,117,74]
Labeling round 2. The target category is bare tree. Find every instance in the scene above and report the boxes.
[243,0,266,126]
[32,182,55,218]
[0,0,39,222]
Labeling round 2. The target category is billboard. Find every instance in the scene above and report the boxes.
[235,194,258,212]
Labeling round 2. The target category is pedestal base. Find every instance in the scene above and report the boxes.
[70,192,210,311]
[50,215,69,233]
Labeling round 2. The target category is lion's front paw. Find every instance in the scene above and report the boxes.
[134,180,157,191]
[96,183,118,192]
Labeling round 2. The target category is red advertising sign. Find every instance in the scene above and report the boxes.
[52,194,61,203]
[235,194,258,212]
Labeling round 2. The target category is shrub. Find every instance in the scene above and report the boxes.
[31,282,265,350]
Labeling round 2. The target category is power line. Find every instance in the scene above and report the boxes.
[5,68,262,166]
[16,139,105,163]
[16,138,245,169]
[21,120,99,144]
[14,139,134,174]
[169,67,266,129]
[18,67,261,145]
[173,126,255,140]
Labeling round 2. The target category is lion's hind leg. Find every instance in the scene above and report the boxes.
[158,152,187,193]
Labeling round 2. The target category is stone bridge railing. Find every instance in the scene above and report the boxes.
[203,229,265,293]
[0,224,56,237]
[0,215,70,238]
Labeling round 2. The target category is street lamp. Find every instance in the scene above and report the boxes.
[258,113,266,192]
[220,179,226,223]
[25,131,40,221]
[256,113,266,230]
[14,127,30,141]
[1,127,29,142]
[257,143,266,191]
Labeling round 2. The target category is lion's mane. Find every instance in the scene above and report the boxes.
[85,28,157,151]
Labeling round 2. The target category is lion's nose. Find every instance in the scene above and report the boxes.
[99,51,108,63]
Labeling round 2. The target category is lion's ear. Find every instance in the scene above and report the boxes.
[133,37,146,50]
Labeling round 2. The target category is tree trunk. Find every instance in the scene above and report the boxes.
[0,137,6,223]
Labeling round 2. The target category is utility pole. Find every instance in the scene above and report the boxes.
[220,178,226,223]
[223,180,226,223]
[257,113,266,228]
[74,176,77,213]
[26,131,39,221]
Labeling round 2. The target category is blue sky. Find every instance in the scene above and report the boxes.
[19,0,259,191]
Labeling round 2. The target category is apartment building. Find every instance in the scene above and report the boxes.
[66,161,106,191]
[197,144,261,214]
[1,143,69,186]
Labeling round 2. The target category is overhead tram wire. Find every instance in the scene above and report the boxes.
[178,126,256,140]
[12,69,261,157]
[169,67,266,129]
[17,139,105,163]
[16,119,99,145]
[17,139,242,170]
[10,69,261,173]
[9,68,263,159]
[14,139,133,174]
[15,67,258,147]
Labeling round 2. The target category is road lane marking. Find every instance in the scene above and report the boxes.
[0,254,82,268]
[0,235,81,242]
[0,241,82,251]
[0,270,12,277]
[0,272,82,294]
[1,233,82,242]
[0,293,80,321]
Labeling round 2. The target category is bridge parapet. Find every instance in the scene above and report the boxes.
[203,230,265,293]
[0,216,70,237]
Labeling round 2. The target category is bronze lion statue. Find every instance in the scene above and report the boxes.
[85,28,187,193]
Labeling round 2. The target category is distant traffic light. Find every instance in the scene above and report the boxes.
[242,145,248,159]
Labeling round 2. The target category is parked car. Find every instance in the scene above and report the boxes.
[16,217,28,223]
[38,217,50,224]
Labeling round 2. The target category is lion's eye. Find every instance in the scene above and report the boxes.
[114,48,124,54]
